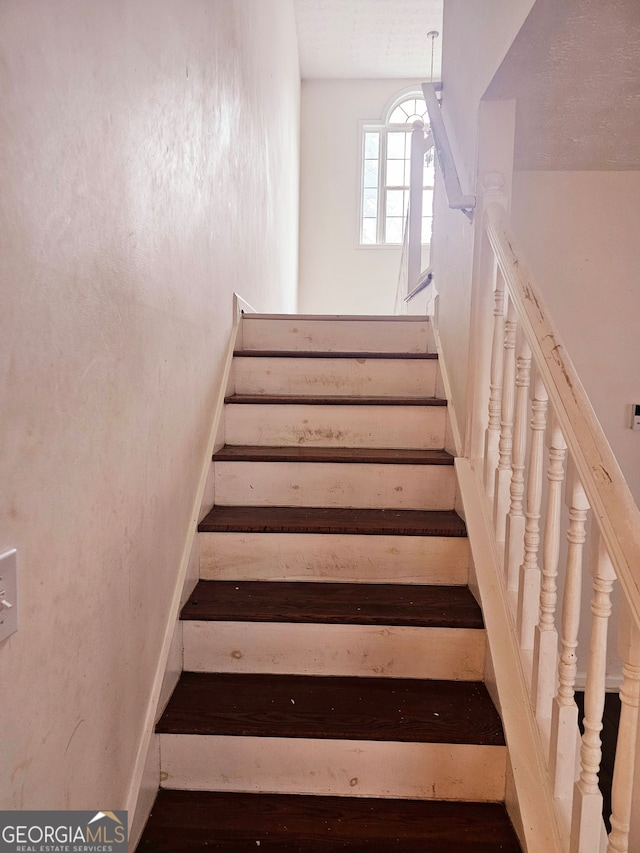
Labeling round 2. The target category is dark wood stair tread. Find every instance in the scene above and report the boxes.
[234,350,437,359]
[244,313,431,321]
[156,672,504,745]
[213,446,453,464]
[225,393,447,406]
[181,580,483,628]
[138,790,522,851]
[198,506,466,536]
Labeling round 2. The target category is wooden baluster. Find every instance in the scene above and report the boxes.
[549,475,590,828]
[493,298,517,545]
[483,266,504,500]
[504,339,531,594]
[532,416,567,748]
[607,603,640,853]
[517,374,548,666]
[570,538,616,853]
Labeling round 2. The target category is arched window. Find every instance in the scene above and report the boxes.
[360,92,434,246]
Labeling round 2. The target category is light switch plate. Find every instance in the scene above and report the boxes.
[633,404,640,431]
[0,548,18,642]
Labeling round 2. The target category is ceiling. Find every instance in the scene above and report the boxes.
[293,0,443,80]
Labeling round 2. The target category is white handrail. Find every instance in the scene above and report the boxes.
[422,82,475,215]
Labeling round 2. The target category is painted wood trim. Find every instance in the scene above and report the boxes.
[455,457,566,853]
[431,310,463,457]
[484,201,640,633]
[159,734,507,802]
[182,621,486,681]
[126,293,249,844]
[422,83,475,213]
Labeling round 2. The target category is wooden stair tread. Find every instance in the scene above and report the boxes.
[244,313,430,321]
[234,350,437,359]
[181,580,483,628]
[225,393,447,406]
[156,672,504,745]
[138,790,522,851]
[213,446,453,464]
[198,506,467,536]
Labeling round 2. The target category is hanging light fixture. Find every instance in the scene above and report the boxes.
[427,30,439,83]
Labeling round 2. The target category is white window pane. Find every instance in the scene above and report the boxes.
[423,189,434,213]
[386,159,405,187]
[387,132,405,159]
[415,98,427,119]
[386,189,406,217]
[385,218,404,244]
[363,187,378,216]
[362,219,377,244]
[422,216,433,243]
[364,132,379,158]
[388,105,406,123]
[364,159,379,188]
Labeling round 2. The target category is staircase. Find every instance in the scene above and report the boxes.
[137,314,522,851]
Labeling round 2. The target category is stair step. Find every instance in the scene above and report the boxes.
[239,314,431,354]
[223,397,446,449]
[234,350,437,359]
[198,505,466,536]
[138,790,522,851]
[225,394,446,405]
[233,353,437,397]
[181,580,483,628]
[157,674,506,799]
[212,454,456,510]
[183,620,485,680]
[213,446,453,464]
[181,581,486,680]
[199,531,469,586]
[157,672,503,744]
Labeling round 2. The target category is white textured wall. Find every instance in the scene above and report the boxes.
[512,171,640,503]
[0,0,299,811]
[298,78,422,315]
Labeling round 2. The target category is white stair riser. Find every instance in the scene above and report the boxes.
[240,318,431,354]
[159,735,507,802]
[224,403,446,449]
[233,357,437,398]
[213,462,456,510]
[183,622,485,681]
[199,532,470,585]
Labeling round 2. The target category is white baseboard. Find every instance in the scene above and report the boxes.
[126,293,248,850]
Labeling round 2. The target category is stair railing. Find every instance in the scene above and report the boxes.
[469,172,640,852]
[421,82,475,217]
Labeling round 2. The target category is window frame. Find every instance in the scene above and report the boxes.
[358,90,433,248]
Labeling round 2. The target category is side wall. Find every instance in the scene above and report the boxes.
[0,0,299,811]
[298,78,422,315]
[512,171,640,504]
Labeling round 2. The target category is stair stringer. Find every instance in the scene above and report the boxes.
[126,292,255,851]
[455,457,565,853]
